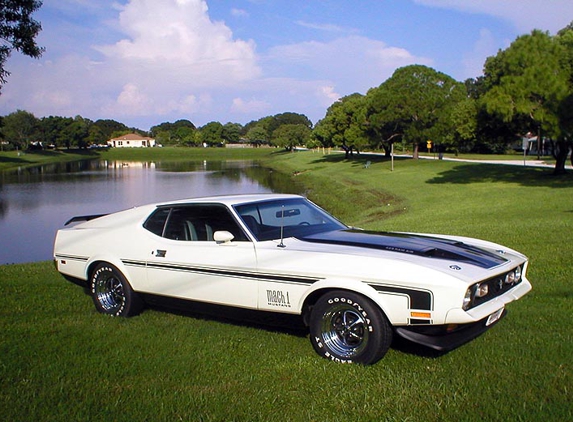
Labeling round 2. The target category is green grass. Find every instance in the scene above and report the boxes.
[0,149,98,171]
[0,147,276,172]
[1,150,572,421]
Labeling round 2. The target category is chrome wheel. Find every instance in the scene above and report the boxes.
[320,303,369,358]
[310,291,392,364]
[94,272,125,313]
[90,263,143,317]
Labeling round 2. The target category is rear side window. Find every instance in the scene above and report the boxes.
[143,207,170,236]
[143,205,249,241]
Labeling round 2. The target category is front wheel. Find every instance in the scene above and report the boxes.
[309,290,392,364]
[90,263,142,317]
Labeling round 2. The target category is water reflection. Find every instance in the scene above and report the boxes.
[0,159,302,264]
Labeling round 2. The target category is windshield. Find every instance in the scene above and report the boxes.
[234,198,346,241]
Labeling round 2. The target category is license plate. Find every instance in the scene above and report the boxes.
[486,308,504,326]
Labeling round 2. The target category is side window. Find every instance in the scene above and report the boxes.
[145,205,249,242]
[143,207,171,237]
[163,208,195,241]
[204,206,248,241]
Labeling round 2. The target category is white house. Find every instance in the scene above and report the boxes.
[108,133,156,148]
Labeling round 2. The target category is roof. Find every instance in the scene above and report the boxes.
[110,133,154,141]
[156,193,303,207]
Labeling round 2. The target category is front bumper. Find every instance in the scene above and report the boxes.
[394,308,507,351]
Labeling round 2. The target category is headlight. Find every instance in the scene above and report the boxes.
[514,266,522,281]
[462,287,473,310]
[476,283,489,298]
[463,265,523,311]
[505,266,522,284]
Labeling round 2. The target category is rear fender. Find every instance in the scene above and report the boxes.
[85,255,134,284]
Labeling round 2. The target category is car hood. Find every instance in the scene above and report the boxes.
[296,229,508,269]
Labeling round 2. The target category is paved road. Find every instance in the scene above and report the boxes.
[397,154,573,170]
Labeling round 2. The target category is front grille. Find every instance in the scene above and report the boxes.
[469,267,523,309]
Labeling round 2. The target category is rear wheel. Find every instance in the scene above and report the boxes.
[90,263,142,317]
[309,290,392,364]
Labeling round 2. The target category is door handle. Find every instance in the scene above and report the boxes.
[154,249,167,258]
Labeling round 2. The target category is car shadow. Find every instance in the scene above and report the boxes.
[142,294,457,359]
[390,336,449,359]
[143,295,308,337]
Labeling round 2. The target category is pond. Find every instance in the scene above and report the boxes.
[0,159,302,265]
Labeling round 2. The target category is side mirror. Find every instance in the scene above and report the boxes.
[214,230,235,244]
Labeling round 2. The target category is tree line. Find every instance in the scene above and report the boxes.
[0,111,313,150]
[1,21,573,174]
[314,23,573,174]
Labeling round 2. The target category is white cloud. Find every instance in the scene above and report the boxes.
[174,93,213,115]
[415,0,573,33]
[96,0,260,85]
[0,0,460,128]
[318,85,340,105]
[296,21,354,34]
[231,8,249,18]
[105,83,150,116]
[267,36,432,94]
[0,0,263,127]
[231,97,271,114]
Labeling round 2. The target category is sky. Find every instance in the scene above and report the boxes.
[0,0,572,130]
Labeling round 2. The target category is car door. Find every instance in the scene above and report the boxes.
[143,204,258,308]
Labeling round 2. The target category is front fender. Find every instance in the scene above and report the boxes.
[300,278,411,325]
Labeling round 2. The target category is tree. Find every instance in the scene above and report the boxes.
[482,30,569,167]
[175,126,197,146]
[199,121,223,146]
[93,119,129,140]
[271,112,312,131]
[367,65,466,158]
[0,0,44,90]
[221,122,242,144]
[149,119,196,146]
[61,115,91,148]
[464,77,521,153]
[433,97,478,154]
[38,115,73,148]
[2,109,38,149]
[271,124,311,150]
[154,130,174,147]
[86,124,106,146]
[242,112,312,145]
[555,24,573,172]
[314,93,369,158]
[556,94,573,170]
[245,125,268,146]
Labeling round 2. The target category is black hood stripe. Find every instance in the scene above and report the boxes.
[297,229,507,269]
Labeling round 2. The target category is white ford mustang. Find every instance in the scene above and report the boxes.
[53,194,531,364]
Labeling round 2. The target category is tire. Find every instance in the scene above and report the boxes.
[309,290,392,364]
[90,263,143,317]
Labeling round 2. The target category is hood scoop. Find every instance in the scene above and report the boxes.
[297,229,508,269]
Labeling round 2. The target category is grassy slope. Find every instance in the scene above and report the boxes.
[1,149,572,421]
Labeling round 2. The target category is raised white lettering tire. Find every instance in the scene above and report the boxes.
[309,290,392,364]
[90,263,142,317]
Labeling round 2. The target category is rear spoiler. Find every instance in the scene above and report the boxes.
[64,214,108,226]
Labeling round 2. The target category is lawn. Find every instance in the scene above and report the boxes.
[1,149,572,421]
[0,146,276,172]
